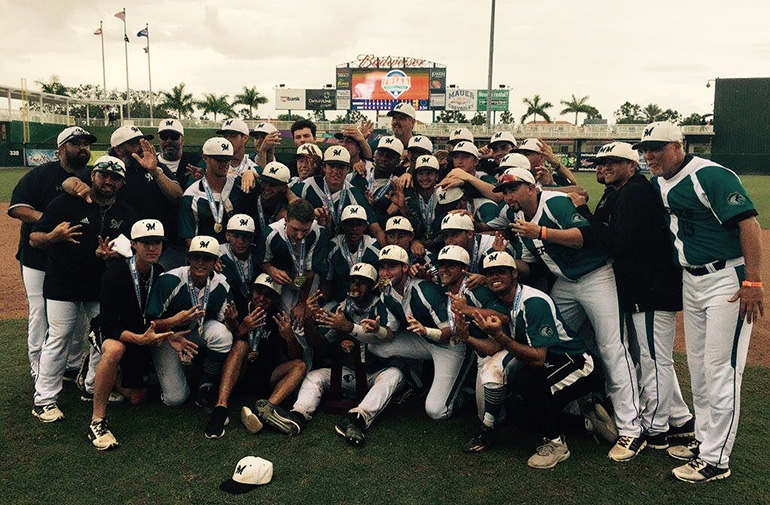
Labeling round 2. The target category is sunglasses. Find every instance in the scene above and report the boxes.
[159,132,181,141]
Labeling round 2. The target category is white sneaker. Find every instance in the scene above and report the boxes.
[88,418,119,450]
[240,406,263,434]
[608,435,646,462]
[672,458,730,483]
[32,403,64,423]
[667,439,700,461]
[527,437,570,469]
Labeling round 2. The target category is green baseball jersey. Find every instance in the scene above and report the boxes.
[255,218,329,279]
[520,190,610,280]
[471,197,500,223]
[651,157,757,266]
[145,266,232,324]
[326,235,381,303]
[510,285,586,355]
[179,175,249,243]
[486,203,524,258]
[464,283,509,341]
[295,175,375,230]
[380,278,449,333]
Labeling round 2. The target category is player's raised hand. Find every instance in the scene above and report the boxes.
[452,305,470,343]
[448,290,469,314]
[186,163,204,180]
[51,221,82,244]
[465,273,487,291]
[492,231,509,252]
[240,169,257,194]
[361,315,381,334]
[406,315,427,337]
[243,305,266,331]
[134,138,159,173]
[138,321,174,346]
[273,311,294,341]
[177,304,205,326]
[472,310,504,339]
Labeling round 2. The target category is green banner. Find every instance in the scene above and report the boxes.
[477,89,510,111]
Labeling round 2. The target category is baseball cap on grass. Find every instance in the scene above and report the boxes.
[220,456,273,494]
[341,204,367,222]
[449,141,479,159]
[376,136,404,156]
[482,251,517,270]
[387,102,416,120]
[217,118,249,136]
[92,155,126,178]
[449,127,473,144]
[188,236,220,257]
[385,216,414,233]
[57,126,97,147]
[489,131,517,148]
[590,142,639,164]
[349,262,378,282]
[440,213,474,231]
[261,162,291,185]
[407,136,433,153]
[253,273,282,296]
[379,245,409,264]
[632,121,683,150]
[415,155,440,172]
[110,125,153,148]
[157,119,184,135]
[515,138,543,154]
[203,137,234,160]
[296,143,323,158]
[499,153,531,170]
[493,167,536,193]
[437,244,470,266]
[227,214,255,234]
[324,146,351,165]
[250,122,278,137]
[131,219,166,242]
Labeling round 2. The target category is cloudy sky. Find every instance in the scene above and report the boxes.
[1,0,768,123]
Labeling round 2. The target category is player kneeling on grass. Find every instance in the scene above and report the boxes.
[206,274,306,438]
[470,252,601,469]
[289,263,404,446]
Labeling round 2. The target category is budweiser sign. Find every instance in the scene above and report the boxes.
[356,54,430,68]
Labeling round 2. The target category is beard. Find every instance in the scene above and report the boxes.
[162,145,181,160]
[66,150,91,170]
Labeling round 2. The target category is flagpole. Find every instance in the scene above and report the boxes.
[145,23,153,125]
[118,8,131,120]
[99,21,106,99]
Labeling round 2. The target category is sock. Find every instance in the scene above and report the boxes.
[200,350,228,386]
[483,384,507,428]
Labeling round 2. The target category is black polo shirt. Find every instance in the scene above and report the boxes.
[100,258,165,340]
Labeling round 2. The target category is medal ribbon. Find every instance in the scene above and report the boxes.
[322,179,349,228]
[128,256,154,324]
[417,191,436,231]
[201,177,224,231]
[506,284,524,340]
[187,273,211,331]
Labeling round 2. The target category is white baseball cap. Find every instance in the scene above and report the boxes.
[415,155,440,172]
[493,167,537,193]
[387,102,416,120]
[92,155,126,178]
[632,121,683,150]
[436,186,464,206]
[407,136,433,153]
[499,153,531,170]
[296,143,322,158]
[250,122,278,137]
[489,131,517,148]
[440,213,474,231]
[341,204,367,222]
[253,273,282,296]
[591,142,639,164]
[226,214,255,234]
[379,245,409,264]
[450,141,479,159]
[157,119,184,135]
[349,262,378,283]
[217,118,249,136]
[482,251,517,270]
[324,146,351,165]
[449,127,473,144]
[376,136,404,155]
[203,137,235,159]
[110,125,153,148]
[130,219,166,242]
[188,235,220,257]
[516,138,543,154]
[219,456,274,494]
[57,126,96,147]
[261,162,291,184]
[437,244,470,266]
[385,216,414,233]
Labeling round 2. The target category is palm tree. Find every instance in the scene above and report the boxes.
[560,94,596,125]
[197,93,234,121]
[35,75,68,96]
[160,83,195,119]
[521,94,553,124]
[642,104,663,122]
[233,86,268,119]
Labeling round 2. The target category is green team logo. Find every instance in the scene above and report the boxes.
[571,213,587,224]
[727,192,746,206]
[539,325,554,337]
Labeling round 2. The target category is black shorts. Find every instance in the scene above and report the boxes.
[118,343,153,389]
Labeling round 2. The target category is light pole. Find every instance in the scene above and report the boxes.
[485,0,496,130]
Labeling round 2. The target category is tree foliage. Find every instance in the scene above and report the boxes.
[233,86,269,119]
[197,93,234,121]
[521,95,553,124]
[498,110,514,124]
[560,94,601,125]
[680,113,705,126]
[435,110,468,123]
[470,111,486,126]
[160,83,195,119]
[616,102,681,124]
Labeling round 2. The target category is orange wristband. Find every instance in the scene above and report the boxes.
[539,226,548,241]
[742,281,763,288]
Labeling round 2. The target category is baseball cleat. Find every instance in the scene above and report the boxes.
[608,435,646,462]
[334,413,366,446]
[240,406,263,434]
[666,418,696,440]
[255,399,300,435]
[463,425,497,453]
[527,437,570,469]
[646,432,669,450]
[88,418,119,450]
[672,458,730,483]
[205,406,230,439]
[32,403,64,423]
[667,439,700,461]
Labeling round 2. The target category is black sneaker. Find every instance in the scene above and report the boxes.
[194,383,216,412]
[334,413,366,446]
[205,406,230,439]
[646,432,669,450]
[288,410,307,430]
[62,369,79,383]
[88,418,119,450]
[32,403,65,423]
[667,439,700,461]
[255,399,300,435]
[667,418,696,440]
[463,425,498,453]
[608,435,647,461]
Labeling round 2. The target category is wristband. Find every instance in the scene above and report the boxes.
[539,226,548,241]
[424,327,443,342]
[742,281,763,288]
[375,326,389,340]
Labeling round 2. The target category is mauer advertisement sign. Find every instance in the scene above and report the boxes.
[445,89,477,111]
[306,89,337,110]
[275,88,306,110]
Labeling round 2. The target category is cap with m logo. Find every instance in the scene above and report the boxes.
[130,219,166,242]
[226,214,256,234]
[188,235,220,257]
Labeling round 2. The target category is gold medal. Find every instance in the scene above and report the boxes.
[294,275,306,288]
[214,223,223,233]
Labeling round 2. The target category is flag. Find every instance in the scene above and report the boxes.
[115,10,125,22]
[124,35,130,43]
[137,27,148,38]
[143,46,149,54]
[94,27,102,36]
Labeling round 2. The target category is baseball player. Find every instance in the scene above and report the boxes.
[290,143,324,191]
[30,156,137,422]
[570,142,694,450]
[250,161,294,235]
[440,213,496,288]
[470,251,601,469]
[145,236,234,408]
[323,205,381,305]
[291,263,404,445]
[487,131,518,171]
[637,121,763,483]
[404,155,441,243]
[179,137,252,245]
[206,273,306,438]
[438,141,500,223]
[217,118,258,177]
[219,214,259,316]
[368,136,406,227]
[515,138,577,187]
[250,121,280,169]
[9,126,96,381]
[499,167,645,462]
[368,245,473,420]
